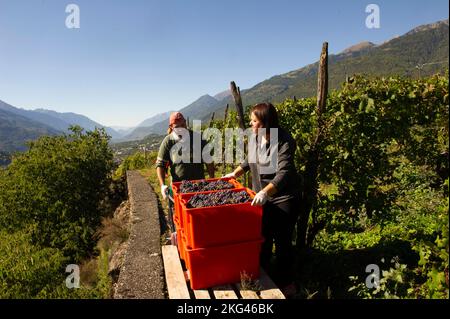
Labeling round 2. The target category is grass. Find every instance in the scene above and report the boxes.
[240,271,262,291]
[75,200,131,298]
[292,237,419,299]
[139,168,172,244]
[95,217,130,251]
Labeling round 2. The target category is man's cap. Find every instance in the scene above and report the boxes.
[169,112,186,127]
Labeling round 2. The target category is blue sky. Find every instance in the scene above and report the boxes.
[0,0,448,127]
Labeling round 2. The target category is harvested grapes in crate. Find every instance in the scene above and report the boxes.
[186,190,251,208]
[179,179,235,193]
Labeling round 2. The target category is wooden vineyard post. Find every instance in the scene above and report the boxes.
[209,112,215,128]
[297,42,328,249]
[316,42,328,119]
[230,82,246,130]
[224,103,229,123]
[222,104,229,176]
[230,81,248,187]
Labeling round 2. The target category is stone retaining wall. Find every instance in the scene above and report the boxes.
[113,170,165,299]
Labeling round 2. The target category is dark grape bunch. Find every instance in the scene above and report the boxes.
[179,179,234,193]
[187,190,251,208]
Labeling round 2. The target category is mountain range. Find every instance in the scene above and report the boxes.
[0,99,122,152]
[0,107,61,152]
[1,19,448,151]
[115,111,175,142]
[121,19,448,138]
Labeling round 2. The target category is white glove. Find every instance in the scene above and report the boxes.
[161,185,169,200]
[223,172,236,179]
[251,190,268,206]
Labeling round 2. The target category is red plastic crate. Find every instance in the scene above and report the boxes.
[177,228,186,261]
[183,235,263,290]
[179,188,263,248]
[171,177,244,230]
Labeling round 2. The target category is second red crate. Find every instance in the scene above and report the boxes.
[179,188,262,248]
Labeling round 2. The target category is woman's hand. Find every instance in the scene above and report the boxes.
[251,190,268,206]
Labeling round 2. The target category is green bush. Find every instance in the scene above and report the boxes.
[412,184,449,299]
[114,151,156,179]
[0,230,68,298]
[0,126,116,298]
[0,126,114,260]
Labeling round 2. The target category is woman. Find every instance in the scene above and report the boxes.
[224,103,301,293]
[156,112,214,234]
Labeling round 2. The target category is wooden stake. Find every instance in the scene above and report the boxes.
[224,103,229,123]
[297,42,328,249]
[230,81,248,187]
[230,81,246,130]
[209,112,215,127]
[222,104,229,176]
[316,42,328,117]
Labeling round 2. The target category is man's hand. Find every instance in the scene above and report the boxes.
[251,190,268,206]
[161,185,169,200]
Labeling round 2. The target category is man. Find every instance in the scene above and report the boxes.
[156,112,215,237]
